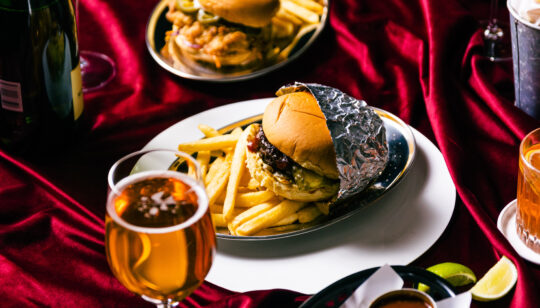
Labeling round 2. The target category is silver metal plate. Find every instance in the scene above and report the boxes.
[145,0,330,82]
[215,108,416,240]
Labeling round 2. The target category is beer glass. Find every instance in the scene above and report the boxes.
[517,128,540,253]
[105,149,216,307]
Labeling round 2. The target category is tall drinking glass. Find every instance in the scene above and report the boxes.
[105,149,216,307]
[517,128,540,253]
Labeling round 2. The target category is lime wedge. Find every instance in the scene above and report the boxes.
[418,262,476,292]
[470,256,518,302]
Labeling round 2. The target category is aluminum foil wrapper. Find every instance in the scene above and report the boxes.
[276,82,389,205]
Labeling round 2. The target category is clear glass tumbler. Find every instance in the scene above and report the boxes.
[517,128,540,253]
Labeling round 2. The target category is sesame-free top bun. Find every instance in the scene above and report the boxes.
[198,0,280,28]
[244,124,339,202]
[262,92,339,180]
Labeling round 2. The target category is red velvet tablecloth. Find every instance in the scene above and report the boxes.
[1,0,539,307]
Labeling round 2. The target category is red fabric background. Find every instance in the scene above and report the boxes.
[1,0,539,307]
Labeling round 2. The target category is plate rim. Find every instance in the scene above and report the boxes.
[497,199,540,265]
[145,0,331,82]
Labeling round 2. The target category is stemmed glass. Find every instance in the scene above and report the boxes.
[482,0,511,61]
[105,149,216,307]
[74,0,116,92]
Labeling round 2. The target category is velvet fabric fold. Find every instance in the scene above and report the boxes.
[0,0,538,307]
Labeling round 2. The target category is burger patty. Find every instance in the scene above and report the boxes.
[247,126,296,180]
[246,124,339,196]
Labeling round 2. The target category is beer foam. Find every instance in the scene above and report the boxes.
[107,170,209,234]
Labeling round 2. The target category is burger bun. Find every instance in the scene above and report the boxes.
[262,91,339,180]
[198,0,280,28]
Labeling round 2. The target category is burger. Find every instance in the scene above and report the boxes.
[244,91,340,202]
[163,0,296,71]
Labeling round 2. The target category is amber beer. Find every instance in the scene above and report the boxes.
[105,171,215,302]
[517,129,540,253]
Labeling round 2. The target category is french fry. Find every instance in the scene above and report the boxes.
[187,157,197,178]
[210,150,224,157]
[210,204,244,216]
[230,127,243,136]
[223,127,244,154]
[281,0,320,24]
[237,190,276,206]
[271,17,295,38]
[235,200,306,236]
[198,124,220,138]
[314,201,330,215]
[197,151,211,178]
[209,203,223,213]
[217,190,276,207]
[297,205,322,223]
[273,213,298,226]
[205,155,225,185]
[236,187,254,193]
[288,0,324,14]
[206,153,233,204]
[275,9,303,26]
[188,150,211,179]
[223,126,252,221]
[211,213,228,228]
[178,134,240,152]
[280,24,319,59]
[228,202,276,234]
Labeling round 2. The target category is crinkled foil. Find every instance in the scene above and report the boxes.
[276,82,389,205]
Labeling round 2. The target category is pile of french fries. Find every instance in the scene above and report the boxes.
[179,124,326,236]
[272,0,326,59]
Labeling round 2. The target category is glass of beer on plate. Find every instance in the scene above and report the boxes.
[517,128,540,253]
[105,148,216,307]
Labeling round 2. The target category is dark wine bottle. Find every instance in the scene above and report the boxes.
[0,0,83,155]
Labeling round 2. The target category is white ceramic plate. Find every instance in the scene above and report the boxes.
[497,199,540,265]
[143,98,456,294]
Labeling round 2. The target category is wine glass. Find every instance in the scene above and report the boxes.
[482,0,511,61]
[79,50,116,93]
[74,0,116,92]
[105,149,216,308]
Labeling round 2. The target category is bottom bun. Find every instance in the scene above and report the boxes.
[245,124,339,202]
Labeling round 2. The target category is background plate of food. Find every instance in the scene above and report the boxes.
[142,91,456,293]
[145,0,329,81]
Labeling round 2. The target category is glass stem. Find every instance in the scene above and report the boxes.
[488,0,499,27]
[156,299,178,308]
